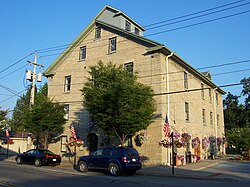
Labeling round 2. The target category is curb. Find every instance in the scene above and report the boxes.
[136,171,239,182]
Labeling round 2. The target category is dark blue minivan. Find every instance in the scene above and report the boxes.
[77,147,142,176]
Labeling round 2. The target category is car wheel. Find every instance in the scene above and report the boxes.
[78,161,88,172]
[34,158,41,167]
[16,157,22,164]
[109,163,120,176]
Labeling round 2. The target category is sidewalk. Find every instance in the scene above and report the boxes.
[0,154,249,182]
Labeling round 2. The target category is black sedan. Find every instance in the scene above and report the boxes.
[15,149,61,167]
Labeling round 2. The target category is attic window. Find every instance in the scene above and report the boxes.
[95,27,101,39]
[79,46,86,61]
[125,20,131,32]
[135,27,139,35]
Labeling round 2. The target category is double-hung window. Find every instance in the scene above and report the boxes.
[210,112,213,126]
[216,92,219,106]
[124,62,133,74]
[79,46,86,61]
[202,109,206,125]
[185,102,189,121]
[209,88,212,103]
[184,72,188,89]
[201,83,205,99]
[95,27,101,39]
[109,37,117,53]
[64,105,69,120]
[125,20,131,32]
[64,75,71,92]
[217,114,219,127]
[135,27,139,35]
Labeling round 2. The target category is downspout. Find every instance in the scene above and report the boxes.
[165,52,174,165]
[213,87,218,156]
[166,52,174,122]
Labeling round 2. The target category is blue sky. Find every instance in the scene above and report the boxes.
[0,0,249,113]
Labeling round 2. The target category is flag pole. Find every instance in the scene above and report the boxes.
[171,132,175,175]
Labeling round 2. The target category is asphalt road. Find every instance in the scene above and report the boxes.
[0,161,250,187]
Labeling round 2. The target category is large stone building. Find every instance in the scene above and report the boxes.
[44,5,226,165]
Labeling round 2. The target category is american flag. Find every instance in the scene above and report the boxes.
[70,126,77,140]
[163,114,170,137]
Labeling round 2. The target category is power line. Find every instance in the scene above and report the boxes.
[0,89,27,104]
[153,81,248,96]
[38,6,250,57]
[146,10,250,37]
[0,63,29,80]
[0,84,23,97]
[0,52,34,75]
[51,81,249,105]
[146,1,250,30]
[197,59,250,70]
[144,0,248,27]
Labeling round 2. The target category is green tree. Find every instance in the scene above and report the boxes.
[0,109,8,122]
[12,83,66,148]
[223,92,244,130]
[224,77,250,153]
[226,127,250,153]
[82,62,156,146]
[11,87,32,131]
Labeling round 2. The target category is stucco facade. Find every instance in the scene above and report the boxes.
[44,5,225,165]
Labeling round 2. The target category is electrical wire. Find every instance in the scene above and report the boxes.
[146,10,250,37]
[0,52,34,75]
[146,2,250,30]
[144,0,248,27]
[0,63,29,80]
[37,5,250,57]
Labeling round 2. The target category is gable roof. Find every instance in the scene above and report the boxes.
[44,6,157,76]
[44,5,225,94]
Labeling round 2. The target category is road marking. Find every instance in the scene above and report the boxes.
[192,163,219,171]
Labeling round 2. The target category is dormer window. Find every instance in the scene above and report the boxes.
[125,20,131,32]
[135,27,139,35]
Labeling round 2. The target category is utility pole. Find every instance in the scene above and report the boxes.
[27,53,44,107]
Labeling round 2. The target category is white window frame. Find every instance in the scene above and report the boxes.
[185,102,189,121]
[135,27,139,35]
[64,75,71,92]
[61,136,68,152]
[95,27,101,39]
[124,62,133,74]
[79,46,86,61]
[125,20,131,32]
[184,72,188,90]
[202,109,206,125]
[109,37,117,54]
[210,112,213,126]
[201,83,205,99]
[64,105,69,120]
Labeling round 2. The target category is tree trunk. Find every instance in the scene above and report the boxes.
[44,130,48,150]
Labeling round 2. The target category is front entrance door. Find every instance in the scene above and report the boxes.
[87,133,98,154]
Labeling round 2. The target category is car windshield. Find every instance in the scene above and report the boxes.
[126,148,139,156]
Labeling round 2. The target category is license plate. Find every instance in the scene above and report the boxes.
[132,158,136,162]
[53,159,57,161]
